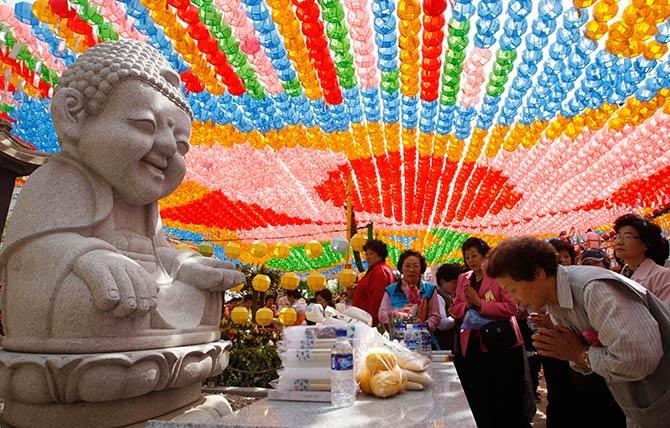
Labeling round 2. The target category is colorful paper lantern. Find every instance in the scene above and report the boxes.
[231,306,250,324]
[255,307,274,326]
[304,240,323,259]
[280,272,300,290]
[331,236,349,253]
[272,243,292,259]
[252,274,271,292]
[306,272,326,292]
[338,268,357,287]
[224,242,242,259]
[278,307,297,326]
[197,243,214,257]
[250,240,268,258]
[350,234,368,252]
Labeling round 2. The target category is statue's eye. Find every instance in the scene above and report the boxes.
[177,140,190,155]
[129,118,156,134]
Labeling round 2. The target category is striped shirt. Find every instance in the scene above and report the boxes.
[548,268,663,383]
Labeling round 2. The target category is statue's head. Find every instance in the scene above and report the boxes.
[51,40,194,206]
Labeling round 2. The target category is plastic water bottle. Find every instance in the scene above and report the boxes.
[417,324,432,358]
[404,324,418,352]
[331,328,356,408]
[393,323,406,342]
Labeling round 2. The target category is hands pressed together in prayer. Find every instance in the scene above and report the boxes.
[464,285,481,309]
[532,326,591,367]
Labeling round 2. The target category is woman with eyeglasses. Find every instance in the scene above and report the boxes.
[614,214,670,305]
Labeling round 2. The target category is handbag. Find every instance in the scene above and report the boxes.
[480,318,518,352]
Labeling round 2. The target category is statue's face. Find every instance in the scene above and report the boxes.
[75,80,191,206]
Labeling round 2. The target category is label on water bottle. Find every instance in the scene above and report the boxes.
[331,354,354,371]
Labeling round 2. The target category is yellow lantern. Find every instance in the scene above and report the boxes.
[304,240,323,259]
[350,233,367,252]
[307,272,326,292]
[229,284,244,293]
[272,243,292,259]
[197,243,214,257]
[225,242,242,259]
[338,268,357,287]
[278,307,297,326]
[255,307,274,326]
[250,240,268,258]
[231,306,250,324]
[280,272,300,290]
[252,274,271,292]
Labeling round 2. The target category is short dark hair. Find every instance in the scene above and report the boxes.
[548,238,576,265]
[397,250,427,273]
[243,295,253,302]
[362,239,389,260]
[461,238,490,268]
[286,289,303,299]
[315,289,334,307]
[265,295,276,303]
[614,214,670,265]
[486,237,558,281]
[436,263,466,284]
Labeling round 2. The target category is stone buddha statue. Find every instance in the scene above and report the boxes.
[0,40,244,426]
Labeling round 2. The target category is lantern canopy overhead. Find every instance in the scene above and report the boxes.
[2,0,670,271]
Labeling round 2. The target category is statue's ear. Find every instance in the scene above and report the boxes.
[51,87,87,145]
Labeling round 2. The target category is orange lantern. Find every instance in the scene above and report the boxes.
[252,274,271,292]
[307,272,326,292]
[278,307,297,326]
[231,306,250,324]
[224,242,242,259]
[250,240,268,258]
[304,240,323,259]
[255,308,274,326]
[272,243,292,259]
[280,272,300,290]
[350,234,367,252]
[338,268,357,287]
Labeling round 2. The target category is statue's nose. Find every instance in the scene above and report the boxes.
[153,128,177,158]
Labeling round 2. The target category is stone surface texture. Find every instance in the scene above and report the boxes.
[0,40,244,427]
[146,362,477,428]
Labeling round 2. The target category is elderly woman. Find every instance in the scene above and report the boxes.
[352,239,395,326]
[378,250,441,332]
[451,238,530,428]
[614,214,670,304]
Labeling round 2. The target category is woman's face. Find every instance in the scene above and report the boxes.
[315,295,328,308]
[557,250,573,266]
[464,247,485,272]
[365,249,382,266]
[615,225,647,262]
[401,255,422,285]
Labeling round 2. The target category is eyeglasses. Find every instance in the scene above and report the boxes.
[615,232,641,242]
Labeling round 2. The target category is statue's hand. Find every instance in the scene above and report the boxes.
[73,250,158,318]
[175,257,245,292]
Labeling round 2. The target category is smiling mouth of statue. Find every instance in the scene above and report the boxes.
[142,156,168,179]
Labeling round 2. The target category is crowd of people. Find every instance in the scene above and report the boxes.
[221,212,670,427]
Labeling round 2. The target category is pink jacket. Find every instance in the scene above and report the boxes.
[451,271,522,355]
[631,258,670,305]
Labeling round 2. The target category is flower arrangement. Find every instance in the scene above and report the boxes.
[219,320,282,388]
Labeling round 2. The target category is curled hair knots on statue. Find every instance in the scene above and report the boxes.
[56,40,193,120]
